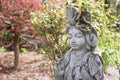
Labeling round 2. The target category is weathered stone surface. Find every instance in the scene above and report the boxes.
[54,6,104,80]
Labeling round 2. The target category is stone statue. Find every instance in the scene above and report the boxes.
[54,6,104,80]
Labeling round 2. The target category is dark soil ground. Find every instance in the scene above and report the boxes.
[0,52,119,80]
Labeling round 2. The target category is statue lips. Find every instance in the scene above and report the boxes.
[71,44,78,47]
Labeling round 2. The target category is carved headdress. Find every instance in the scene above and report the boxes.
[66,6,98,50]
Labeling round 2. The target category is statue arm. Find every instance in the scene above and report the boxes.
[54,58,64,80]
[54,50,71,80]
[88,54,104,80]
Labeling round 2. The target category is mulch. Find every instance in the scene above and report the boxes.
[0,52,119,80]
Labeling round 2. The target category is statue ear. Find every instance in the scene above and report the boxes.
[86,32,98,48]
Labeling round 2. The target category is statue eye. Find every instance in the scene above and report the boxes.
[76,33,82,38]
[68,35,72,39]
[68,36,72,39]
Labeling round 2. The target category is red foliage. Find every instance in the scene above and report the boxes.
[59,0,66,6]
[47,0,66,7]
[0,12,6,30]
[0,0,66,33]
[0,17,3,30]
[0,0,42,33]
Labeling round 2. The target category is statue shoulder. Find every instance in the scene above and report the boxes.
[64,49,71,58]
[91,54,104,65]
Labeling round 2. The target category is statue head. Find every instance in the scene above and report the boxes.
[67,25,86,50]
[66,6,98,51]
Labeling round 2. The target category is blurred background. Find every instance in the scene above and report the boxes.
[0,0,120,79]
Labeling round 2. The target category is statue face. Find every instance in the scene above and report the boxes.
[68,28,86,50]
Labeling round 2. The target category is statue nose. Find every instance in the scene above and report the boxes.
[71,38,76,43]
